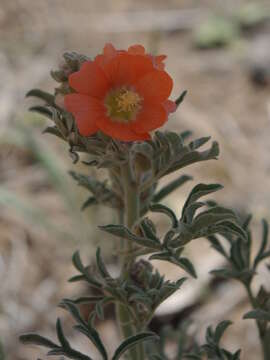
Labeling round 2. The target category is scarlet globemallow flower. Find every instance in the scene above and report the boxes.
[64,44,176,142]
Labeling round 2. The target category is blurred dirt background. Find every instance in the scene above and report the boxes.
[1,0,270,359]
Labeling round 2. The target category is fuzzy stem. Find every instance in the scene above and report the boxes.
[116,163,145,360]
[123,164,139,272]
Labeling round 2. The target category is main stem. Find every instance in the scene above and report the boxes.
[116,163,144,360]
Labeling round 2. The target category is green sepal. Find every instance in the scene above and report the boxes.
[175,90,187,107]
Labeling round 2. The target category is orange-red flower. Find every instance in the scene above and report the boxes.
[64,44,176,141]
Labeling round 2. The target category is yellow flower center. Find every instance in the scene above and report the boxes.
[116,90,141,113]
[105,87,142,123]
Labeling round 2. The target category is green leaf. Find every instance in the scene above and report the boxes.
[165,141,219,176]
[56,318,70,348]
[140,218,160,244]
[81,196,98,210]
[211,268,254,282]
[99,224,161,250]
[189,137,211,151]
[112,332,159,360]
[149,251,172,262]
[26,89,55,106]
[96,248,111,279]
[70,171,119,209]
[179,130,192,141]
[95,301,105,320]
[157,277,187,305]
[43,126,65,140]
[29,105,53,119]
[68,274,85,283]
[230,239,246,270]
[210,268,238,279]
[184,202,205,223]
[69,171,98,193]
[182,183,223,216]
[62,301,108,360]
[72,251,101,288]
[73,324,106,360]
[192,207,237,231]
[214,320,232,344]
[61,299,86,327]
[243,309,270,322]
[150,252,197,278]
[173,257,197,278]
[152,175,192,203]
[47,347,93,360]
[71,296,104,304]
[130,142,154,159]
[208,235,228,258]
[218,221,247,240]
[94,297,114,320]
[76,324,107,360]
[242,214,252,230]
[19,334,58,348]
[200,321,238,359]
[150,203,178,228]
[254,219,269,269]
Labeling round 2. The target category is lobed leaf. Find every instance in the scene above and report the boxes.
[139,218,160,244]
[96,247,111,279]
[99,224,161,250]
[19,334,58,349]
[152,174,192,203]
[165,141,219,176]
[150,203,178,228]
[182,183,223,216]
[112,332,159,360]
[61,301,108,360]
[243,309,270,322]
[71,251,102,288]
[26,89,55,105]
[213,320,233,344]
[254,219,269,269]
[56,318,70,348]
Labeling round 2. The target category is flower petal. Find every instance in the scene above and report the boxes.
[153,55,167,70]
[97,115,150,141]
[94,43,118,69]
[128,45,145,55]
[135,70,173,103]
[104,54,153,87]
[104,43,117,57]
[163,99,177,113]
[131,103,167,133]
[69,61,109,98]
[64,94,101,136]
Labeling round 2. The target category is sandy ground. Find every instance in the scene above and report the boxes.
[1,0,270,359]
